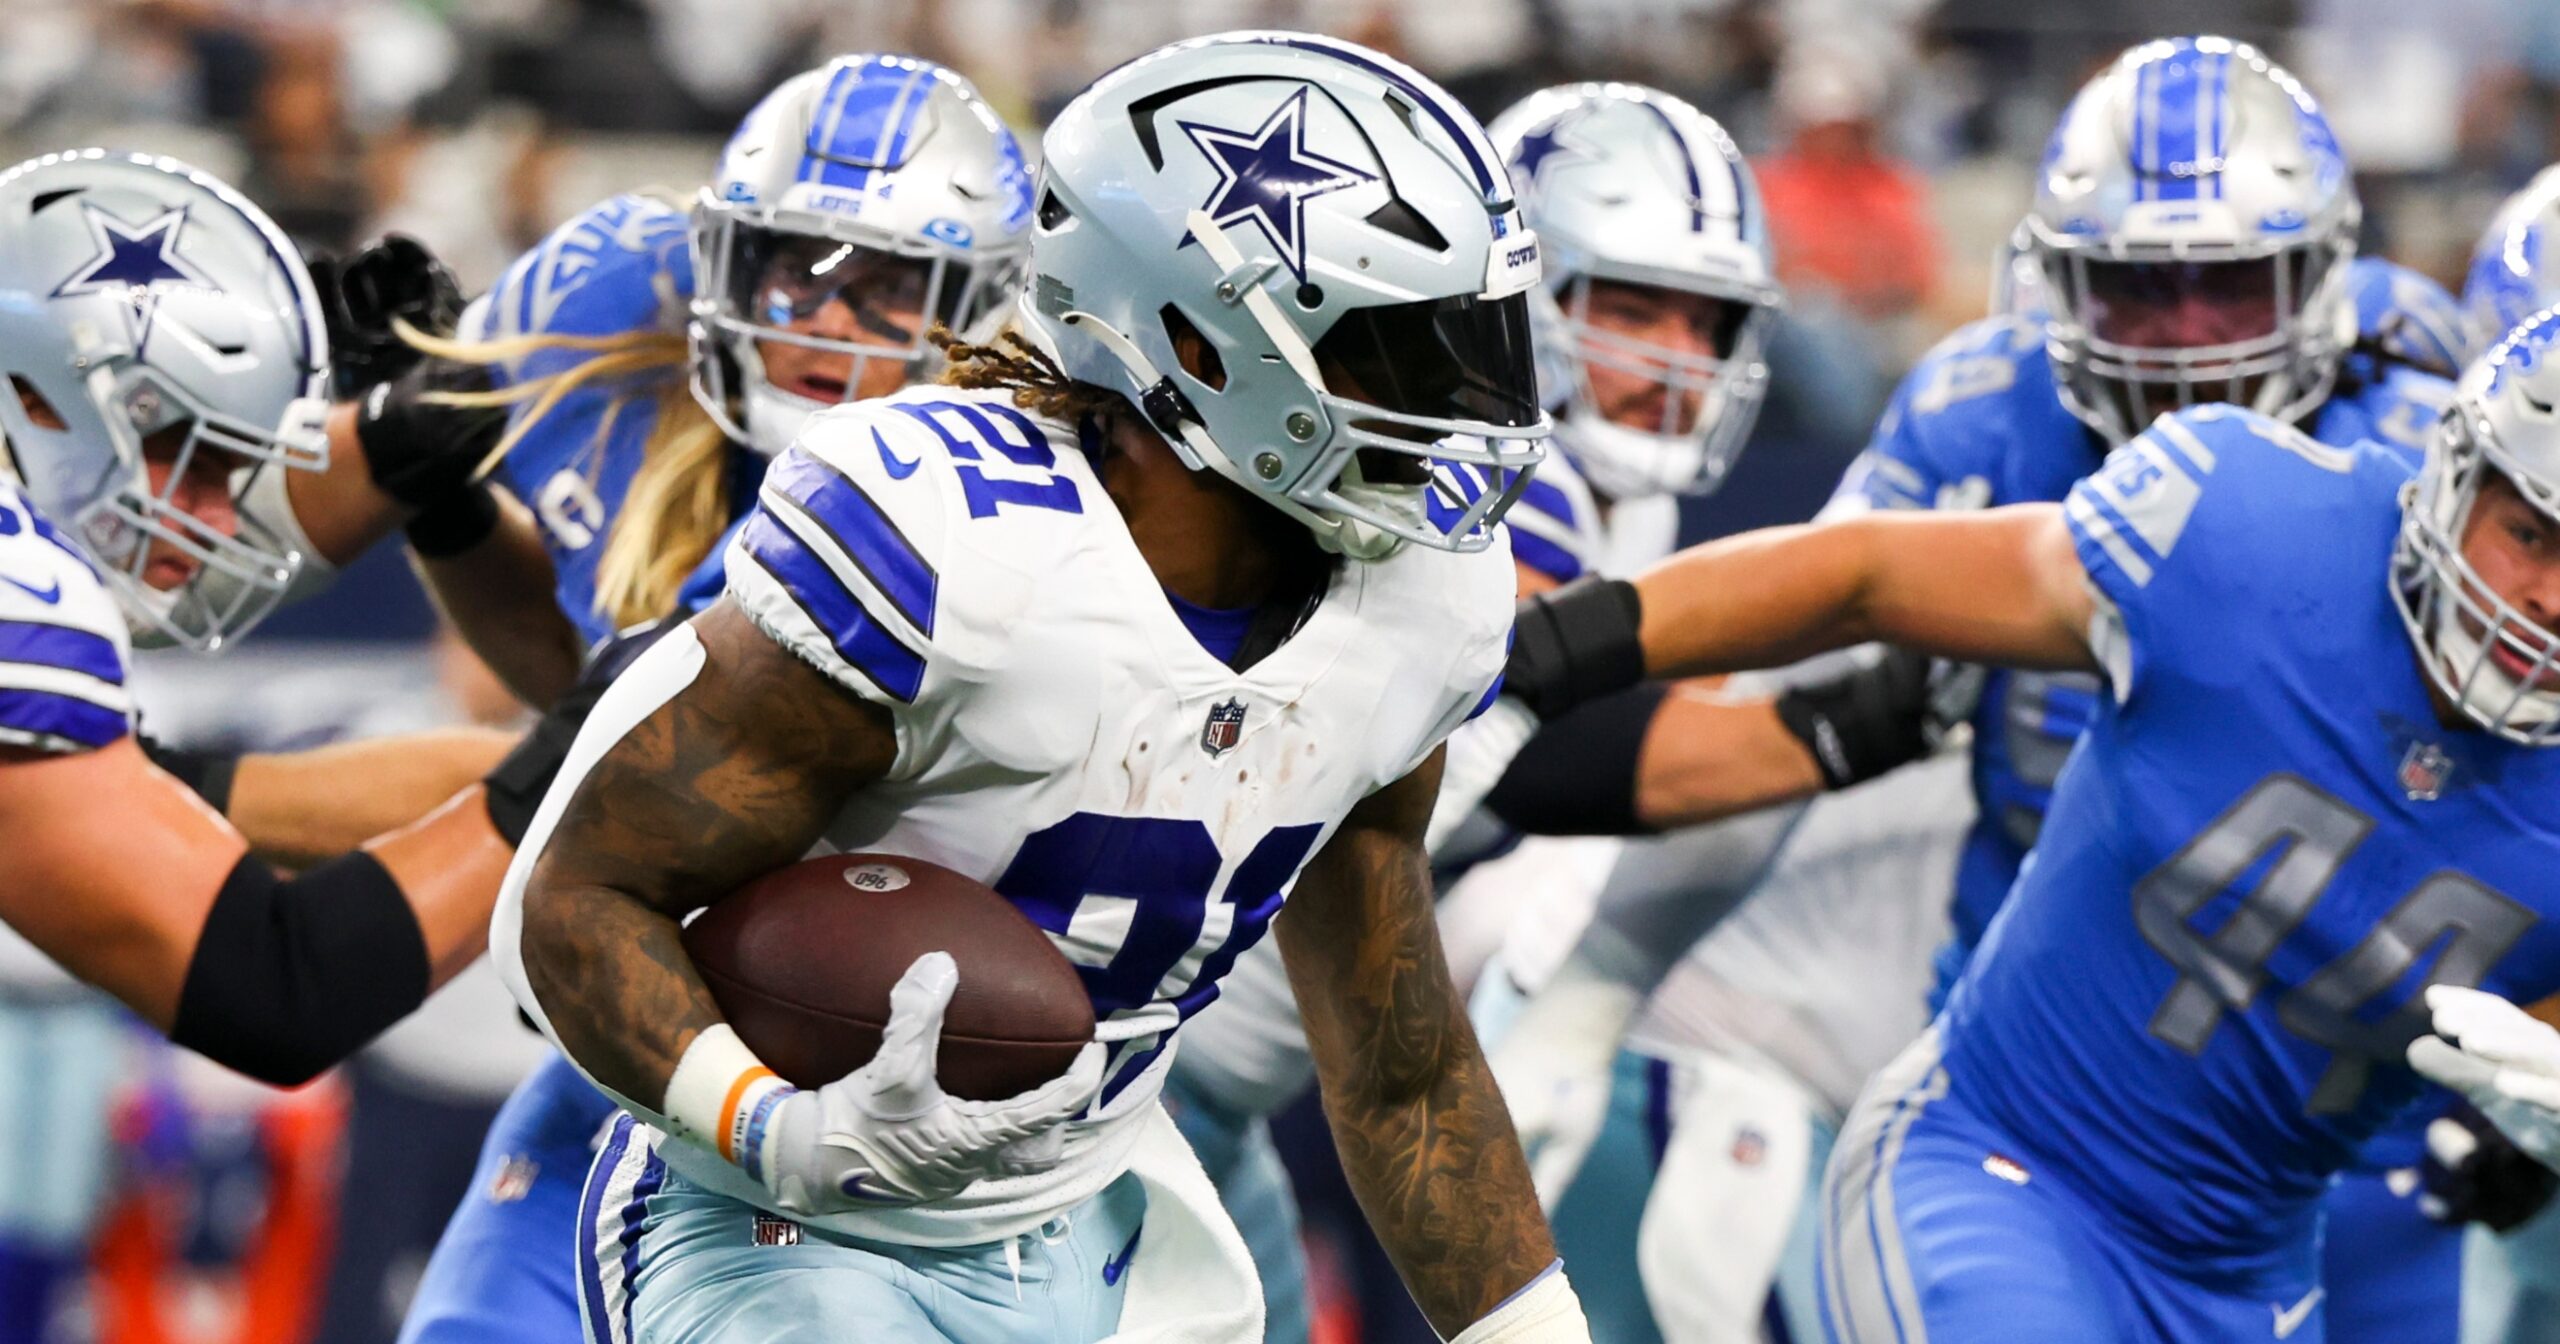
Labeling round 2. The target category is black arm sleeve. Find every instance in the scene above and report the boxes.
[139,734,241,814]
[1483,681,1669,836]
[1505,576,1646,720]
[169,851,429,1087]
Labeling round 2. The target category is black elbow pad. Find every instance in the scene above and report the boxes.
[170,852,430,1087]
[1506,577,1645,720]
[1772,646,1935,790]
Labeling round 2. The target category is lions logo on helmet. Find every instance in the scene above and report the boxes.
[1487,83,1783,501]
[2462,165,2560,362]
[1023,31,1549,560]
[692,54,1034,458]
[2028,36,2359,444]
[2395,306,2560,743]
[0,150,330,652]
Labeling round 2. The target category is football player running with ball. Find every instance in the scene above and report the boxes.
[498,32,1586,1344]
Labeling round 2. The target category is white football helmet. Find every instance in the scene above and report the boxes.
[2462,165,2560,363]
[2395,309,2560,744]
[1487,83,1781,501]
[1024,31,1548,560]
[0,150,329,651]
[2028,37,2359,444]
[692,54,1034,456]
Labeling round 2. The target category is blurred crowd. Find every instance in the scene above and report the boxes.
[14,2,2560,1342]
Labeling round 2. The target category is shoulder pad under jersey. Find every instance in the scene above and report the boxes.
[471,194,692,384]
[0,485,133,754]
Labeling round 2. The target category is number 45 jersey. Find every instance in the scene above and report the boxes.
[1943,402,2560,1259]
[707,384,1513,1244]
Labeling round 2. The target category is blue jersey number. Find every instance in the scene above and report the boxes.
[2134,773,2537,1113]
[889,401,1083,520]
[993,812,1324,1094]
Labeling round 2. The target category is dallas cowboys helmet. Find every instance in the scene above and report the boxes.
[2395,308,2560,744]
[2462,165,2560,362]
[1486,83,1780,501]
[0,150,330,651]
[1024,31,1548,559]
[2028,37,2358,444]
[694,54,1034,456]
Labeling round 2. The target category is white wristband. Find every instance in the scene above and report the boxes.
[664,1024,795,1181]
[1446,1262,1591,1344]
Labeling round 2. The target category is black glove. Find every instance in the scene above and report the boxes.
[2421,1100,2560,1232]
[1772,646,1937,790]
[482,619,686,847]
[311,234,465,396]
[1505,576,1646,721]
[351,342,513,557]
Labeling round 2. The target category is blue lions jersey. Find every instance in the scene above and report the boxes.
[467,194,766,645]
[1835,308,2453,963]
[1943,405,2560,1257]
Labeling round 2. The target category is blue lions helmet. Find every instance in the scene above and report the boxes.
[693,54,1034,456]
[1022,31,1548,560]
[2396,308,2560,743]
[2028,37,2359,444]
[2461,166,2560,363]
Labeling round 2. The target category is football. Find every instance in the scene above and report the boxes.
[681,853,1095,1101]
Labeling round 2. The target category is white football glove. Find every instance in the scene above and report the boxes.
[1485,952,1643,1209]
[752,952,1104,1215]
[1428,695,1540,858]
[2407,985,2560,1172]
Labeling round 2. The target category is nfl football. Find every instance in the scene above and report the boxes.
[681,853,1095,1101]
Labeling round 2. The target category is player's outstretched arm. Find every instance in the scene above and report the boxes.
[509,600,894,1111]
[155,726,517,868]
[0,737,514,1083]
[1280,746,1588,1342]
[1633,505,2099,679]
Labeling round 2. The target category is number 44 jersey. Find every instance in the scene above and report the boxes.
[706,384,1514,1244]
[1944,402,2560,1260]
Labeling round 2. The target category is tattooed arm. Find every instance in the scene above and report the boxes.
[1278,745,1563,1337]
[512,600,895,1106]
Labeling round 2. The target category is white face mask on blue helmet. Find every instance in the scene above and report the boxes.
[2395,309,2560,745]
[0,150,330,652]
[692,54,1034,457]
[2029,37,2360,446]
[1021,31,1550,561]
[1487,82,1781,503]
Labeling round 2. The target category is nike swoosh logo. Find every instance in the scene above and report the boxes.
[1101,1226,1142,1286]
[0,574,60,605]
[2272,1286,2323,1339]
[875,429,920,480]
[835,1173,908,1204]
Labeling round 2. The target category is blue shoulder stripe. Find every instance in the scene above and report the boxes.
[1516,475,1579,530]
[1509,528,1584,584]
[0,619,123,686]
[0,688,127,748]
[764,447,938,636]
[737,512,926,702]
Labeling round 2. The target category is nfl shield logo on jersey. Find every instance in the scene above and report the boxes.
[1200,698,1248,758]
[2398,740,2453,801]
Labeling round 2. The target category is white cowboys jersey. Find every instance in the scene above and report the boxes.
[553,384,1514,1245]
[0,479,136,991]
[0,480,134,757]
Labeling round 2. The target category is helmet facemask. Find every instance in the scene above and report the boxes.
[40,359,326,651]
[2037,227,2353,445]
[1542,267,1772,500]
[689,199,1023,456]
[2393,407,2560,744]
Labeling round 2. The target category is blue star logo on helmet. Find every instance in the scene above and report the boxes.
[1507,111,1591,191]
[1178,86,1377,282]
[52,203,215,345]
